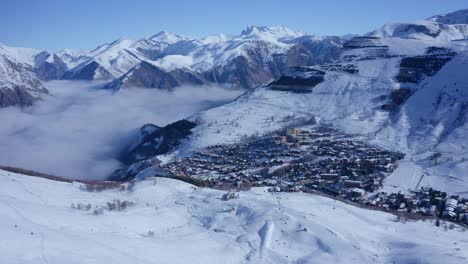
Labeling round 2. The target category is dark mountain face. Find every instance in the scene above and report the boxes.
[396,47,456,83]
[205,54,285,89]
[104,61,209,91]
[134,40,169,61]
[0,86,40,107]
[269,68,325,93]
[170,69,208,86]
[34,52,68,81]
[120,120,197,165]
[62,61,112,80]
[109,120,197,181]
[287,37,343,67]
[109,61,179,90]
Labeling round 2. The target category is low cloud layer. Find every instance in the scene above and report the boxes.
[0,81,242,180]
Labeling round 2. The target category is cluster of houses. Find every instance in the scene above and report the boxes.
[156,127,468,226]
[161,126,403,195]
[362,188,468,225]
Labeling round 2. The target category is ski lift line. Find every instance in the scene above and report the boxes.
[415,174,425,190]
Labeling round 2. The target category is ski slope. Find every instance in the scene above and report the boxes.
[1,169,467,264]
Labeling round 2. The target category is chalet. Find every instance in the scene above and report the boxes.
[344,180,363,188]
[349,188,365,198]
[443,198,458,218]
[320,173,339,181]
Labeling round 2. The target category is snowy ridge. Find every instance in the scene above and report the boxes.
[428,9,468,25]
[0,26,344,89]
[150,31,191,43]
[1,169,467,263]
[240,25,305,42]
[0,26,344,90]
[0,44,42,65]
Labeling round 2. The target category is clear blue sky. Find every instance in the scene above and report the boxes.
[1,0,467,51]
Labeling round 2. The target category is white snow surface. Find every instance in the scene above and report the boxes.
[370,20,468,42]
[1,169,467,264]
[150,31,191,44]
[0,44,42,66]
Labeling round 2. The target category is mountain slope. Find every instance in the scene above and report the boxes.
[104,61,209,91]
[0,46,49,107]
[1,169,466,264]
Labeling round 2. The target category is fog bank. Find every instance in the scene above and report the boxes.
[0,81,242,180]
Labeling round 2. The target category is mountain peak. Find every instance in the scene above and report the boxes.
[149,31,190,44]
[240,25,304,41]
[427,9,468,25]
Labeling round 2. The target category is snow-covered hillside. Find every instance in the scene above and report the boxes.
[1,169,466,264]
[0,45,49,107]
[369,20,468,42]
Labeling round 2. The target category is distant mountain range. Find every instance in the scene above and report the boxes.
[0,25,345,106]
[2,9,468,107]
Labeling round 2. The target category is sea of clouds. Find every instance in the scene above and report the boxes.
[0,81,242,180]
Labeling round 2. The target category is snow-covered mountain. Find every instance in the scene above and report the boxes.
[115,9,468,195]
[1,169,467,264]
[0,45,49,107]
[0,26,342,90]
[0,26,343,106]
[56,26,343,89]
